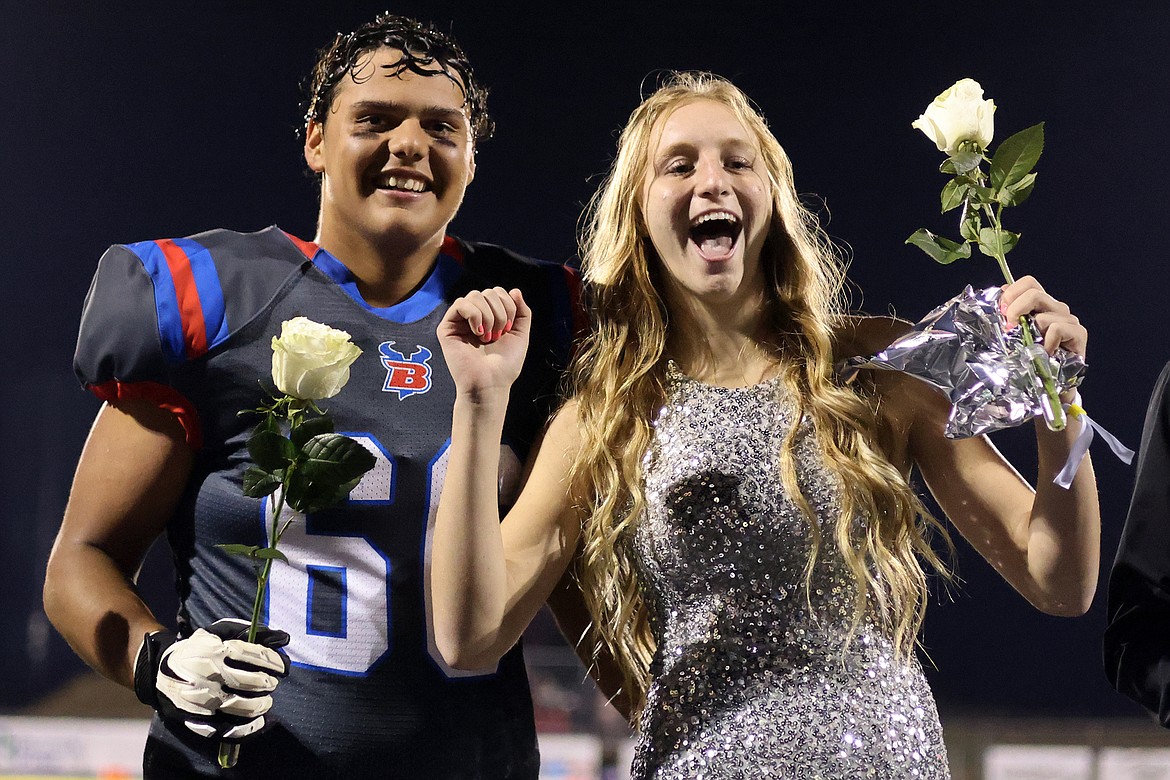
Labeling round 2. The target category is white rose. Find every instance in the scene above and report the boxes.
[270,317,363,400]
[912,78,996,154]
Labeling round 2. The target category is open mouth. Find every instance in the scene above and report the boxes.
[374,173,430,194]
[688,211,741,260]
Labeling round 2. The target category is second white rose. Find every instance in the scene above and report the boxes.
[912,78,996,155]
[271,317,363,400]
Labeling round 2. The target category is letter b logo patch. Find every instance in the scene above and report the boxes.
[378,341,433,399]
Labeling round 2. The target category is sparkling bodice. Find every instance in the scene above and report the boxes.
[629,368,949,779]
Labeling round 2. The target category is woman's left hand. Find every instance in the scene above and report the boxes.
[1000,276,1087,360]
[437,287,532,399]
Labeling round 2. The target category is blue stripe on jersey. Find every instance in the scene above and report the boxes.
[125,240,186,364]
[172,237,230,350]
[311,249,462,324]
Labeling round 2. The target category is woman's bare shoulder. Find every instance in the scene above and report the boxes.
[834,314,913,360]
[543,397,584,452]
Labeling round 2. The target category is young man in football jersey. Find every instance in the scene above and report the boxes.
[44,14,587,778]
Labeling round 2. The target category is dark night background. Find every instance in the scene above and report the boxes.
[3,1,1168,727]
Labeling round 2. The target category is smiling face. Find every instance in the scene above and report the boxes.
[305,46,476,258]
[640,99,771,309]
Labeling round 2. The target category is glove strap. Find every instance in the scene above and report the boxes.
[133,629,177,708]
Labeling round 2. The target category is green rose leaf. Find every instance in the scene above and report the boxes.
[282,475,308,512]
[905,229,972,265]
[217,543,262,558]
[990,123,1044,191]
[299,477,365,515]
[940,180,968,213]
[971,185,996,204]
[300,433,377,484]
[998,172,1038,207]
[248,430,297,471]
[291,414,335,449]
[960,210,982,242]
[939,150,983,176]
[976,227,1020,257]
[252,548,289,564]
[323,476,365,511]
[252,412,281,437]
[289,481,350,515]
[242,466,282,498]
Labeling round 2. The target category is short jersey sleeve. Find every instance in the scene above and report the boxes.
[76,244,173,388]
[74,242,204,448]
[74,227,318,449]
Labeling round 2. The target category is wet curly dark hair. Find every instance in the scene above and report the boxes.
[304,13,494,142]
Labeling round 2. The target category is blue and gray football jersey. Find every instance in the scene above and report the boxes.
[75,226,582,778]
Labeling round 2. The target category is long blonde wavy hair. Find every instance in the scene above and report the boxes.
[569,72,947,718]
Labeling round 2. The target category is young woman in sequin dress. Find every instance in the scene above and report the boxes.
[430,73,1099,779]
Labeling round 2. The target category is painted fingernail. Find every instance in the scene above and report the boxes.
[476,324,484,335]
[504,321,513,333]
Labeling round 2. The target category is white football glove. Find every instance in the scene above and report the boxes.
[134,618,291,741]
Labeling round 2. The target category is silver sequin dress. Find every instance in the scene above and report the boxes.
[629,368,949,779]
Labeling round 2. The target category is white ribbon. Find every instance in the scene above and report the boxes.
[1053,393,1135,489]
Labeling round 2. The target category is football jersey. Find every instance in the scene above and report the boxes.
[74,226,583,778]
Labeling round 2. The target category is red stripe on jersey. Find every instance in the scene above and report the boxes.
[156,239,209,359]
[283,231,321,260]
[441,235,465,264]
[89,380,203,450]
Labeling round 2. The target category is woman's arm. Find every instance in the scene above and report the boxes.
[432,288,584,670]
[908,381,1099,615]
[883,276,1100,614]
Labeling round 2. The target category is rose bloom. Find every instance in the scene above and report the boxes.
[912,78,996,154]
[271,317,363,400]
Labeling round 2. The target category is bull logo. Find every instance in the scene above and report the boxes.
[378,341,432,399]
